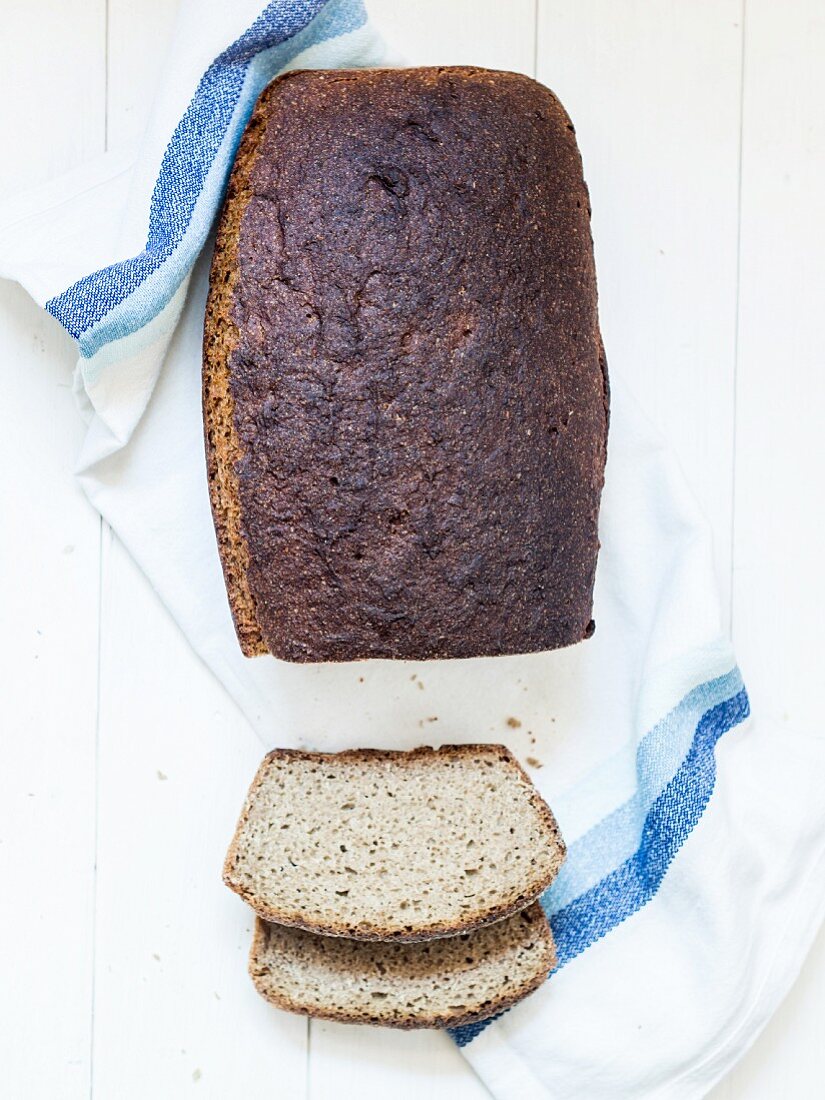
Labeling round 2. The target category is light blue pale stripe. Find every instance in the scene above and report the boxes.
[545,666,744,914]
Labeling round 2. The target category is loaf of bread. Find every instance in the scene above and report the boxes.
[249,904,556,1029]
[224,744,565,940]
[204,66,608,661]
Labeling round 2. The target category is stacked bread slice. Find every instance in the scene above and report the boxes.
[224,744,565,1028]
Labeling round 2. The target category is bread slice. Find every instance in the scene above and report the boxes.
[224,744,565,941]
[249,903,556,1029]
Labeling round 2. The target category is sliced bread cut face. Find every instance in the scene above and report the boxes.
[249,903,556,1029]
[224,744,565,940]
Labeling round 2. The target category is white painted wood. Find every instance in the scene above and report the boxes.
[91,535,309,1099]
[537,0,743,624]
[729,0,825,735]
[0,0,106,201]
[0,3,105,1097]
[708,1,825,1095]
[368,0,536,77]
[106,0,181,151]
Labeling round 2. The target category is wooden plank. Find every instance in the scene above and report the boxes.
[537,0,743,622]
[0,0,106,200]
[106,0,181,152]
[0,288,100,1099]
[368,0,536,76]
[0,2,106,1096]
[309,1023,493,1100]
[91,535,310,1099]
[710,1,825,1093]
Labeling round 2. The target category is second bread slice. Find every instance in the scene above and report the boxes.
[249,902,556,1029]
[224,744,565,940]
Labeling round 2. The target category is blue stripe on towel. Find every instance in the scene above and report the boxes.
[546,667,743,913]
[451,680,750,1047]
[45,0,366,351]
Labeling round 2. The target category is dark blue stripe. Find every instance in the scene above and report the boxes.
[451,687,750,1047]
[46,0,330,338]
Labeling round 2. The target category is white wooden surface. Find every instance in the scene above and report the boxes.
[0,1,823,1097]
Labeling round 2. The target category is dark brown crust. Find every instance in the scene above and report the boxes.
[223,743,566,941]
[248,903,556,1029]
[204,66,609,662]
[202,94,273,655]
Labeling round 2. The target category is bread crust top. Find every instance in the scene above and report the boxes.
[203,66,608,662]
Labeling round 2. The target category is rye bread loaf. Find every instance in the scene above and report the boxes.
[203,66,609,662]
[249,903,555,1029]
[224,744,565,941]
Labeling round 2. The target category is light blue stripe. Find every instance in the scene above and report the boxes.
[545,666,743,913]
[79,280,191,388]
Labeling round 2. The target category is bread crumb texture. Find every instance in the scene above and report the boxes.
[224,744,565,939]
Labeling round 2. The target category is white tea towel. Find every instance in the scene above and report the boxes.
[1,2,824,1096]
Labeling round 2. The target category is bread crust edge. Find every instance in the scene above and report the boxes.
[247,903,556,1029]
[202,81,293,656]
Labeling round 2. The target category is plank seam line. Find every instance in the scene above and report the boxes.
[88,519,105,1099]
[730,0,747,632]
[91,0,109,1080]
